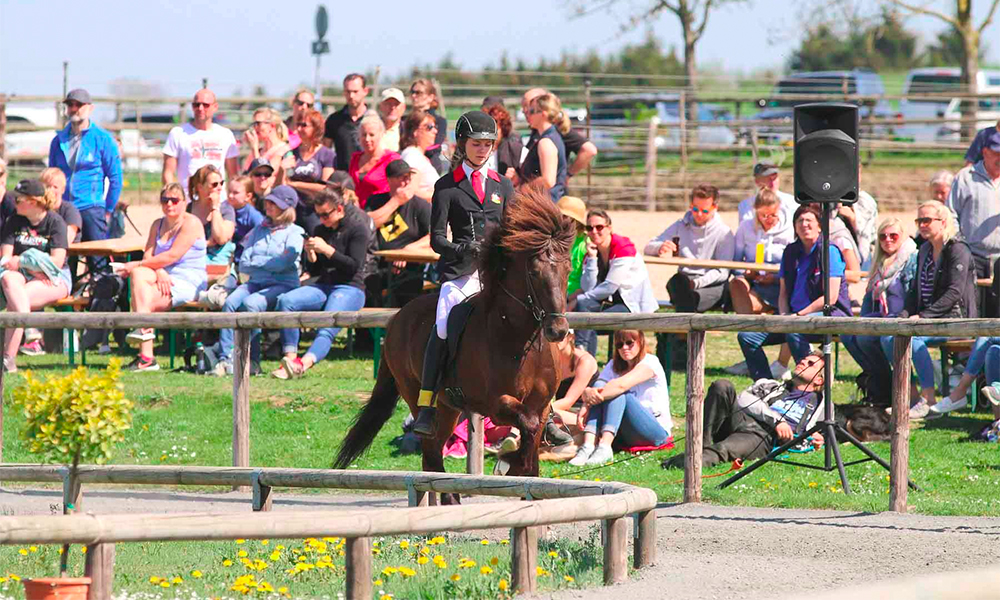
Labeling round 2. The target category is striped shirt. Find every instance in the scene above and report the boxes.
[919,250,937,309]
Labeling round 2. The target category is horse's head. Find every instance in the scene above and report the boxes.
[480,181,577,342]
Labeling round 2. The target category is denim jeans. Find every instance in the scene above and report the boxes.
[963,337,1000,377]
[79,206,110,272]
[738,312,820,381]
[573,295,630,357]
[986,345,1000,385]
[584,390,669,447]
[218,282,296,361]
[276,284,366,362]
[842,334,892,380]
[880,335,949,390]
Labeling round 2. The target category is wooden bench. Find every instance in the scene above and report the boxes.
[54,296,92,366]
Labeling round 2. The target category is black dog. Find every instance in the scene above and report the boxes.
[835,404,892,443]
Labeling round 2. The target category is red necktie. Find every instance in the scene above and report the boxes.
[471,170,485,203]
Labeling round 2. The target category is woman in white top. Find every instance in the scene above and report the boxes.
[398,109,440,201]
[570,329,672,466]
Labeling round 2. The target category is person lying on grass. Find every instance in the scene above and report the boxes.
[661,351,827,470]
[569,329,672,467]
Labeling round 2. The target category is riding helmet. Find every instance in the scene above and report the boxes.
[455,111,498,141]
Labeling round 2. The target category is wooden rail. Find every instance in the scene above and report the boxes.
[0,466,657,599]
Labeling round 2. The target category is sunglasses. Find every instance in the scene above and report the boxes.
[192,102,212,109]
[915,217,941,225]
[879,232,900,242]
[422,123,438,131]
[293,100,313,107]
[160,195,183,205]
[690,207,714,215]
[208,180,224,189]
[295,122,309,128]
[252,172,272,179]
[409,89,427,96]
[64,101,84,110]
[315,208,337,219]
[585,224,607,233]
[616,338,637,349]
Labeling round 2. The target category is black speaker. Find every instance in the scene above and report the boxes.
[794,103,859,205]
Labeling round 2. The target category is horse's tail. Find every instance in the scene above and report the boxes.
[333,356,401,469]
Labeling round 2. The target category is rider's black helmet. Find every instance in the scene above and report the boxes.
[455,111,498,141]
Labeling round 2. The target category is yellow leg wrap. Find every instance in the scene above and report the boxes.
[417,389,436,408]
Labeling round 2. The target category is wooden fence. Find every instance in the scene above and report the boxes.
[0,466,658,598]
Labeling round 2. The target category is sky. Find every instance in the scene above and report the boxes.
[1,0,998,100]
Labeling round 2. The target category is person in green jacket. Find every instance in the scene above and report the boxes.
[558,196,588,295]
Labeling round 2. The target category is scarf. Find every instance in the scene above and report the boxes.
[867,238,917,316]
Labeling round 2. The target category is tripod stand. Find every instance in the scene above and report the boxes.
[720,202,920,493]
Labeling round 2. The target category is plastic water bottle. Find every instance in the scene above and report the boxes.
[195,342,206,373]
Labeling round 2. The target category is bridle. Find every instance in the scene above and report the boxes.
[495,256,566,362]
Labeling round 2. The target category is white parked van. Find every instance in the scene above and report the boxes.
[898,67,1000,142]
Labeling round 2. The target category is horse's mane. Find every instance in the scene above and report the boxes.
[479,180,577,302]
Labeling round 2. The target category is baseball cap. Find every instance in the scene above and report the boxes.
[386,159,416,179]
[14,179,46,198]
[64,89,92,105]
[557,196,587,226]
[247,157,275,176]
[380,88,405,104]
[264,185,298,211]
[753,162,779,177]
[985,130,1000,152]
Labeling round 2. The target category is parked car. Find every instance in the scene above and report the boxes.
[588,94,737,154]
[752,70,894,144]
[897,67,1000,142]
[3,107,58,165]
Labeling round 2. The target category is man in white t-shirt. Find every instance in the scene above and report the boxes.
[162,88,240,198]
[737,162,797,223]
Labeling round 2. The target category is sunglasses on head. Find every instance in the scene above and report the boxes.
[915,217,941,225]
[616,338,637,349]
[192,102,212,109]
[160,195,183,205]
[879,232,900,242]
[585,224,606,233]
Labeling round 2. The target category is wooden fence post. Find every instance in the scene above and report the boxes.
[345,537,372,600]
[684,330,706,503]
[890,335,912,512]
[678,91,688,173]
[633,509,656,569]
[466,412,484,476]
[251,471,272,512]
[510,526,538,594]
[644,116,660,211]
[603,516,627,585]
[84,543,115,600]
[232,328,251,491]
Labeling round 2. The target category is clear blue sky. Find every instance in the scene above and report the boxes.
[1,0,997,98]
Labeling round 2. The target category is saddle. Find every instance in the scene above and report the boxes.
[437,297,478,411]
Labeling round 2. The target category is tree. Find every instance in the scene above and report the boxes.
[924,25,989,65]
[789,7,919,71]
[885,0,1000,139]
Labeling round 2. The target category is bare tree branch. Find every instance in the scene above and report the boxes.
[694,0,716,42]
[883,0,958,27]
[979,0,1000,33]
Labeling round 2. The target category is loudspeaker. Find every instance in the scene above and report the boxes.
[794,103,859,205]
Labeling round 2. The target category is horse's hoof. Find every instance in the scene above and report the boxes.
[494,458,511,476]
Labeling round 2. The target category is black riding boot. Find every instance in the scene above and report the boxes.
[414,333,447,438]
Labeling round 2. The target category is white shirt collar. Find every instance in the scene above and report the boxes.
[462,161,489,182]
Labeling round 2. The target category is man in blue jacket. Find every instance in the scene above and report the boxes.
[48,88,123,272]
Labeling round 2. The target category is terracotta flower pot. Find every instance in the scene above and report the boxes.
[22,577,91,600]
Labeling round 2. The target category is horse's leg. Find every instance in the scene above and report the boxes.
[421,405,461,505]
[492,394,546,477]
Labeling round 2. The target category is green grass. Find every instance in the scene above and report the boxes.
[1,329,999,593]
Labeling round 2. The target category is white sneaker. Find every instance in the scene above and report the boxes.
[585,444,614,465]
[928,396,968,417]
[770,360,789,380]
[909,400,931,420]
[3,356,16,373]
[724,360,750,376]
[569,444,594,467]
[24,328,42,342]
[211,360,233,377]
[126,328,155,347]
[982,384,1000,407]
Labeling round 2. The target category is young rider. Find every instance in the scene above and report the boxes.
[412,111,516,437]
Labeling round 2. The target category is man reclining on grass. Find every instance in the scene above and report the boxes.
[662,351,827,470]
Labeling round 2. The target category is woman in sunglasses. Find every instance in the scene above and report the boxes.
[881,200,976,419]
[842,217,917,400]
[398,109,440,200]
[120,183,207,372]
[408,79,449,175]
[569,330,671,466]
[188,165,236,265]
[284,109,335,234]
[241,107,291,176]
[569,209,658,357]
[518,93,569,202]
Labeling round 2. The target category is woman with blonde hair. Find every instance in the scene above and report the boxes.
[188,164,236,264]
[408,78,449,174]
[242,107,292,177]
[518,93,568,202]
[0,179,73,372]
[348,112,400,208]
[38,167,82,243]
[928,170,954,202]
[881,200,976,419]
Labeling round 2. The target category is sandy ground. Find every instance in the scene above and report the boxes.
[2,486,998,599]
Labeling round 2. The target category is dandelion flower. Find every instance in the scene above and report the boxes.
[258,582,275,593]
[564,575,575,582]
[399,567,416,577]
[270,550,281,561]
[429,536,446,545]
[172,576,183,584]
[417,556,429,565]
[480,539,490,545]
[537,567,550,576]
[237,550,248,558]
[17,549,27,556]
[399,540,409,550]
[159,581,170,588]
[191,570,203,579]
[498,579,509,591]
[222,559,233,567]
[373,579,383,586]
[28,547,37,553]
[480,565,493,575]
[261,540,270,546]
[490,557,499,566]
[235,538,245,544]
[500,540,509,546]
[450,574,461,582]
[548,551,559,558]
[149,577,161,584]
[382,567,398,576]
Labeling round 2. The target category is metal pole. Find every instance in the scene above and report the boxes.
[585,80,592,206]
[314,54,322,112]
[202,78,208,90]
[821,203,851,493]
[62,61,68,100]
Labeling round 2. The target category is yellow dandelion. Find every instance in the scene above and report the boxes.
[172,576,183,584]
[490,557,499,566]
[548,551,559,558]
[222,559,233,567]
[429,536,446,545]
[500,539,509,545]
[270,550,281,561]
[261,540,270,546]
[399,567,417,577]
[498,579,509,591]
[374,579,383,586]
[480,539,490,545]
[480,565,493,575]
[537,567,550,576]
[277,544,286,550]
[808,482,818,488]
[450,574,461,582]
[29,546,37,553]
[9,575,20,582]
[380,595,393,600]
[191,570,203,579]
[382,566,398,576]
[149,577,162,584]
[258,582,275,593]
[279,587,289,594]
[417,556,429,565]
[399,540,410,549]
[81,547,87,554]
[17,549,27,556]
[564,575,575,583]
[372,548,381,555]
[420,546,430,555]
[236,539,246,544]
[436,561,448,569]
[159,581,170,588]
[237,550,248,558]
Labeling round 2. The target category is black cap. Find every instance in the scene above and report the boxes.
[385,159,416,179]
[455,111,498,141]
[64,89,92,104]
[14,179,45,198]
[246,157,274,176]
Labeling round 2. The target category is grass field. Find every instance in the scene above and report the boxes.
[1,328,999,595]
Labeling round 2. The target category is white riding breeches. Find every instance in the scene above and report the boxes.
[435,271,481,339]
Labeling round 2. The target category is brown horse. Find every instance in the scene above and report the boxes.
[333,183,576,500]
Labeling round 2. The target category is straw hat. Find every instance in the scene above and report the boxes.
[557,196,586,226]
